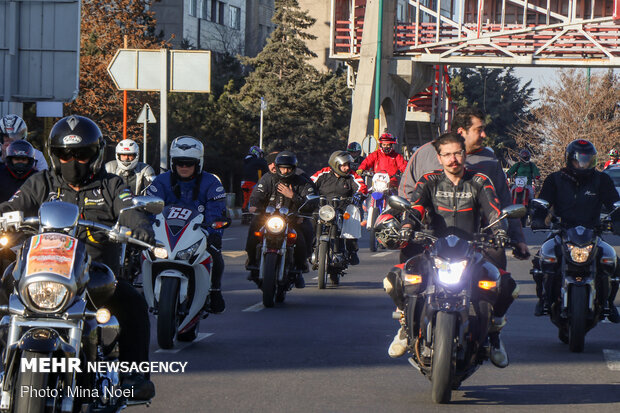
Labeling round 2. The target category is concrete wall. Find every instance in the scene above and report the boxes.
[151,0,185,48]
[298,0,342,72]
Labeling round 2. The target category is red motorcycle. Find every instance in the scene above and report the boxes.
[510,176,531,226]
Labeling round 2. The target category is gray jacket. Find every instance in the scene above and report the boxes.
[398,142,525,244]
[105,160,155,195]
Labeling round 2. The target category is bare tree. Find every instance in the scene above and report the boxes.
[510,69,619,178]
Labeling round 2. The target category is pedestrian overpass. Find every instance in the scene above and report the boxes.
[329,0,620,151]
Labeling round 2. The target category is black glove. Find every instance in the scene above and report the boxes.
[207,233,222,250]
[530,218,548,231]
[493,229,509,247]
[132,226,155,245]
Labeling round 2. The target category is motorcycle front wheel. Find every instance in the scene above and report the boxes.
[431,312,457,404]
[568,285,588,352]
[262,253,279,308]
[157,277,180,349]
[13,351,56,413]
[317,241,329,289]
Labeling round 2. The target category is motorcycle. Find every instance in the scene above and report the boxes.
[530,198,620,352]
[254,198,317,307]
[313,196,361,289]
[510,176,531,226]
[385,195,526,404]
[141,204,230,349]
[0,196,165,413]
[365,172,391,252]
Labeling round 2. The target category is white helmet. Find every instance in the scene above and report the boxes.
[0,114,28,143]
[115,139,140,171]
[170,136,204,171]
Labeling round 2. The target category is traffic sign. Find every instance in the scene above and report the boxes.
[361,135,377,155]
[137,103,156,124]
[107,50,161,91]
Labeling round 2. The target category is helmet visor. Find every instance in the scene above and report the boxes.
[51,146,98,162]
[570,152,597,170]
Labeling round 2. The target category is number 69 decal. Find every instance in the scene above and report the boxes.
[167,207,192,220]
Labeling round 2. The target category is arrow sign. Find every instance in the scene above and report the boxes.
[137,103,156,124]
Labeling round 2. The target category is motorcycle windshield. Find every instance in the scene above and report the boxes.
[564,226,595,246]
[162,205,203,251]
[432,234,472,261]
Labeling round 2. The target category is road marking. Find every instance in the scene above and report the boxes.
[242,302,264,312]
[603,349,620,371]
[371,251,395,257]
[222,238,236,241]
[155,333,213,354]
[222,251,246,258]
[312,277,318,280]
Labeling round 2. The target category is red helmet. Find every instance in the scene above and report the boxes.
[375,213,407,249]
[379,133,397,145]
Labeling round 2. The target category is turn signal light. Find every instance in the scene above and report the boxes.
[478,280,497,290]
[404,274,422,284]
[287,232,297,240]
[254,231,263,238]
[343,212,350,220]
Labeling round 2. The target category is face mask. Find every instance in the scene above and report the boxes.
[60,160,92,186]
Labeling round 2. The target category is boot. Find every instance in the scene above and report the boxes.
[208,289,225,313]
[533,271,545,316]
[121,373,155,401]
[388,326,408,358]
[608,281,620,323]
[294,274,305,289]
[349,251,360,266]
[488,316,509,368]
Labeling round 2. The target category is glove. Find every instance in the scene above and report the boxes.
[207,233,222,250]
[132,226,155,245]
[530,218,548,231]
[493,229,509,247]
[356,169,364,176]
[352,193,364,206]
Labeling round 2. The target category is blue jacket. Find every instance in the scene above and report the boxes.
[147,171,227,236]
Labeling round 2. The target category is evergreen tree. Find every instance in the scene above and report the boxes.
[236,0,351,171]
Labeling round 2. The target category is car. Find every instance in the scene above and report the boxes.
[603,164,620,197]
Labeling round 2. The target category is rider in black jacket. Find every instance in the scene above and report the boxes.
[245,151,316,287]
[385,132,516,368]
[531,139,620,321]
[0,116,156,400]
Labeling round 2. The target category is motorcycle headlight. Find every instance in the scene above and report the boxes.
[434,258,467,285]
[175,240,202,261]
[266,216,285,235]
[27,281,68,311]
[318,205,336,222]
[567,243,593,263]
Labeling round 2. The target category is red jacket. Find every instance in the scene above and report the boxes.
[604,159,620,169]
[358,150,408,186]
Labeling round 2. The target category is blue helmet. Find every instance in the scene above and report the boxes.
[249,146,263,158]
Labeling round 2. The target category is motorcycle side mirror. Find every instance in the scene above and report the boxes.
[387,195,412,211]
[501,204,527,219]
[131,195,165,215]
[530,198,550,210]
[299,195,320,214]
[211,218,231,230]
[613,201,620,211]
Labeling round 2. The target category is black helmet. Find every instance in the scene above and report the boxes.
[328,151,354,177]
[5,140,35,178]
[49,115,105,185]
[274,151,297,179]
[565,139,597,176]
[519,149,531,162]
[374,213,406,249]
[347,142,362,153]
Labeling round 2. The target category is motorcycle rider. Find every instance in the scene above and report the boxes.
[0,140,38,202]
[0,114,48,170]
[386,132,515,368]
[399,106,530,266]
[241,146,269,211]
[0,115,155,399]
[105,138,155,195]
[245,151,316,287]
[604,148,620,169]
[310,151,368,265]
[530,139,620,321]
[356,132,407,188]
[346,142,364,170]
[506,149,540,201]
[147,136,227,313]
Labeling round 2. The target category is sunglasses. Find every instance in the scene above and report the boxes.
[175,160,198,168]
[52,147,97,162]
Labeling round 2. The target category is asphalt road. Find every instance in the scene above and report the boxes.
[143,222,620,413]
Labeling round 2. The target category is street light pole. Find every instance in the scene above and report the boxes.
[373,0,384,139]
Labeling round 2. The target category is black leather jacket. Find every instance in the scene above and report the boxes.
[249,173,316,212]
[410,169,505,239]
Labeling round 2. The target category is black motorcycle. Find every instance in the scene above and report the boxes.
[530,198,620,352]
[313,196,360,288]
[385,196,526,404]
[254,198,316,307]
[0,197,164,413]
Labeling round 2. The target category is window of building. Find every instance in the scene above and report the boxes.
[218,1,225,25]
[200,0,209,19]
[211,0,217,22]
[230,5,240,30]
[189,0,197,17]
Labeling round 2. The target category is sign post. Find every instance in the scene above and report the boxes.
[107,49,211,170]
[259,97,267,150]
[136,103,157,164]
